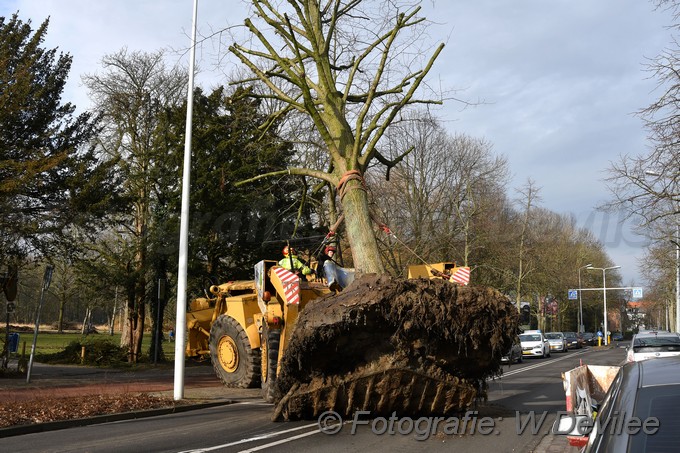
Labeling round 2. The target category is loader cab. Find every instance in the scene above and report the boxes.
[254,260,279,306]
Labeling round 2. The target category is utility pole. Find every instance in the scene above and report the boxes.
[578,264,592,333]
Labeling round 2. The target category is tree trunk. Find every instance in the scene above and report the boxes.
[129,277,145,363]
[81,307,91,335]
[57,299,65,333]
[109,287,118,336]
[341,184,384,274]
[121,267,135,349]
[128,192,148,363]
[120,304,130,348]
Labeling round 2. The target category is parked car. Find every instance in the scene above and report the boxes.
[611,332,624,342]
[545,332,568,353]
[519,330,551,358]
[582,356,680,452]
[501,335,523,364]
[638,329,670,334]
[626,331,680,362]
[563,332,581,349]
[580,332,596,346]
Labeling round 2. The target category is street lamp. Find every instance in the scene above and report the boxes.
[174,0,199,401]
[645,170,680,334]
[578,263,592,333]
[588,265,621,345]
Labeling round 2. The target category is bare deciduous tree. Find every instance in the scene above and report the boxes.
[231,0,446,273]
[83,49,187,362]
[605,0,679,231]
[370,111,509,275]
[513,179,542,312]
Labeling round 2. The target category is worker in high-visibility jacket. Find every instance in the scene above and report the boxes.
[278,246,313,276]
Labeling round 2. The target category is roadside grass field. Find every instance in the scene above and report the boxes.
[3,326,176,364]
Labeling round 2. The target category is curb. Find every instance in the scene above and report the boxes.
[0,400,233,439]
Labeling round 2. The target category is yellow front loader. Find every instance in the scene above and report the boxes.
[185,259,474,405]
[185,260,330,401]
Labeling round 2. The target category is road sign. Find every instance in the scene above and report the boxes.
[632,287,643,298]
[6,300,16,313]
[568,289,578,300]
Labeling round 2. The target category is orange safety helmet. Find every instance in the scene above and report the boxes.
[282,245,296,256]
[324,245,336,254]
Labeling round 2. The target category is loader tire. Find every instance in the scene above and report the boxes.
[209,315,261,388]
[261,324,281,403]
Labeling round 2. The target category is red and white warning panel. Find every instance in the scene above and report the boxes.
[273,267,301,305]
[449,267,470,285]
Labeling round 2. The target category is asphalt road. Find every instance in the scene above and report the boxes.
[1,346,627,453]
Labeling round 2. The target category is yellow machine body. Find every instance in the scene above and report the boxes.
[186,260,462,394]
[185,260,331,389]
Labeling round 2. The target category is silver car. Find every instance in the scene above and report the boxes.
[626,331,680,363]
[584,356,680,452]
[545,332,568,353]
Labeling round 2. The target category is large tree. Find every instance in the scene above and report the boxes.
[82,49,187,362]
[231,0,445,274]
[0,13,117,260]
[606,0,679,231]
[512,179,541,312]
[604,0,678,324]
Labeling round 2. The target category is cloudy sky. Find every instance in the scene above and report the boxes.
[2,0,675,288]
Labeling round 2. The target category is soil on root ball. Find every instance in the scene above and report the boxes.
[272,274,519,421]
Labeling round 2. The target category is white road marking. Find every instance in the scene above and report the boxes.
[176,422,318,453]
[499,349,591,378]
[237,429,321,452]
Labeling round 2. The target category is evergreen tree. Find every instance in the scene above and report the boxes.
[0,13,118,260]
[161,86,315,294]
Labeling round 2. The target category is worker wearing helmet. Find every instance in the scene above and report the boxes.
[316,245,336,279]
[324,245,336,258]
[318,244,348,292]
[278,246,313,276]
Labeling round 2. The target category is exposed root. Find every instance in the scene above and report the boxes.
[273,274,518,420]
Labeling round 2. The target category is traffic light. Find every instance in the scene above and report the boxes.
[2,265,18,302]
[520,303,531,324]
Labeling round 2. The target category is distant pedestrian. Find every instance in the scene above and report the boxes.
[169,329,175,342]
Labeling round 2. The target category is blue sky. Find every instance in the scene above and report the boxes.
[2,0,674,287]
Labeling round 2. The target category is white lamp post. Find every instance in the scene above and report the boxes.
[588,265,621,345]
[174,0,199,401]
[578,263,592,333]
